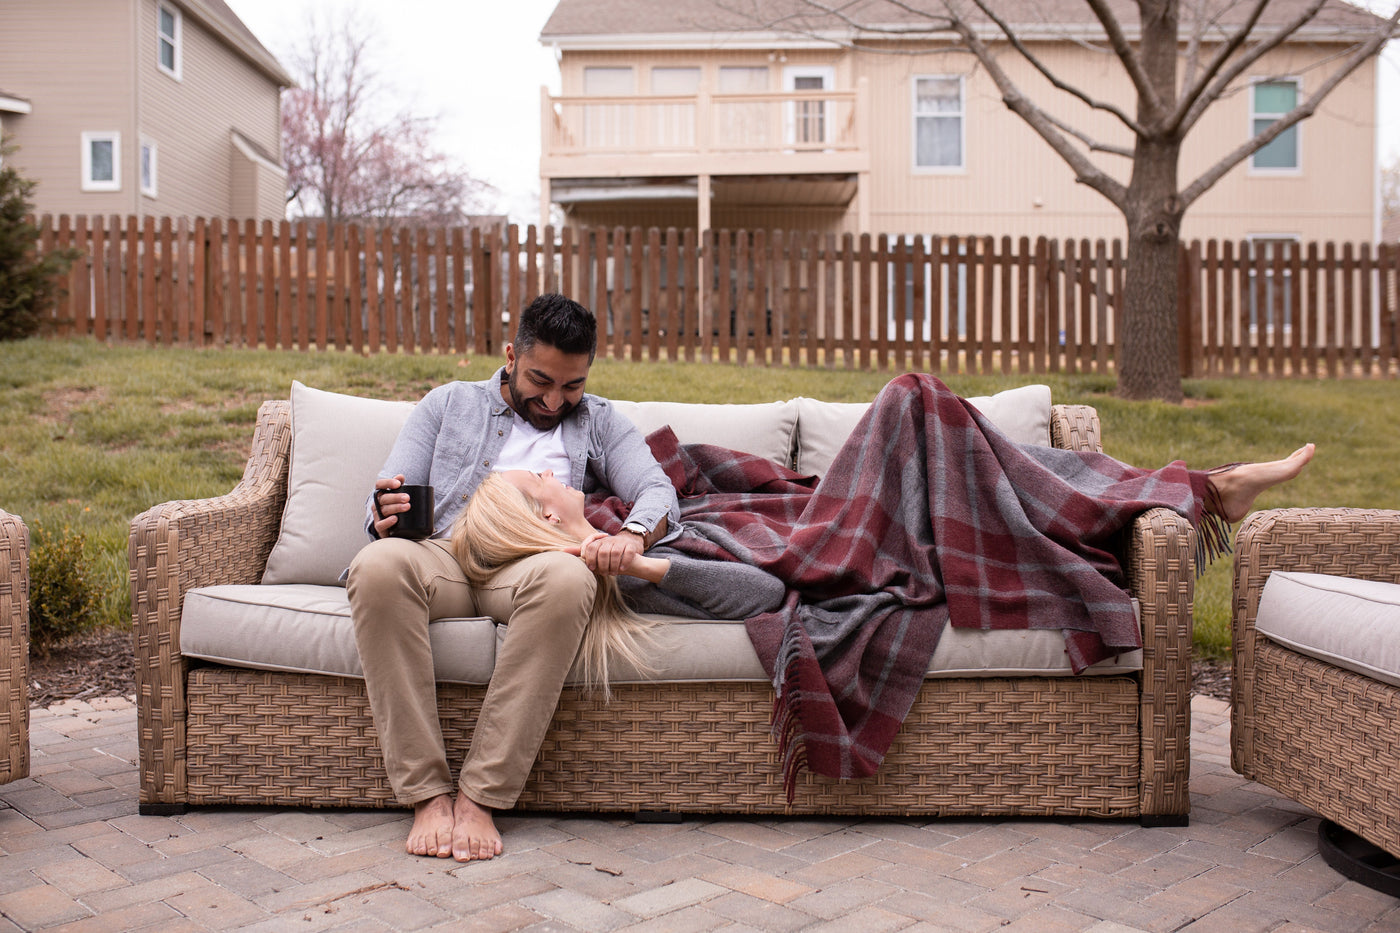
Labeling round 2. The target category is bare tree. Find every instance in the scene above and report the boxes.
[281,11,496,225]
[717,0,1397,400]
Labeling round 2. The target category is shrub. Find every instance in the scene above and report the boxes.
[0,140,81,341]
[28,523,100,658]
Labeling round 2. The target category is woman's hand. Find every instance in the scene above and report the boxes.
[571,531,668,582]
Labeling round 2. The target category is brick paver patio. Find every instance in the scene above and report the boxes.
[2,695,1398,932]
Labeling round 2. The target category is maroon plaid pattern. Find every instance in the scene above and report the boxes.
[588,374,1214,795]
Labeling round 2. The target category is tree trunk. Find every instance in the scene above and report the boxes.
[1117,0,1185,403]
[1118,213,1184,402]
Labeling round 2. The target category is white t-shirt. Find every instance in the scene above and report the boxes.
[493,411,572,479]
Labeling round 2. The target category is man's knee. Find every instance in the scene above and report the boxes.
[510,551,597,618]
[347,537,423,594]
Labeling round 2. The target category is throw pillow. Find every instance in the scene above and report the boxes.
[260,382,416,585]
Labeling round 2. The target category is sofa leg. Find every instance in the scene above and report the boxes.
[635,811,683,824]
[1140,813,1189,828]
[139,802,188,816]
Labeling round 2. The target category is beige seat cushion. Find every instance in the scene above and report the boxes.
[181,584,497,683]
[181,585,1140,685]
[1256,571,1400,688]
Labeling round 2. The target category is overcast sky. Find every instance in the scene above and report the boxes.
[227,0,1399,226]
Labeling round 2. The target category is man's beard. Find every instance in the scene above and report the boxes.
[507,369,574,431]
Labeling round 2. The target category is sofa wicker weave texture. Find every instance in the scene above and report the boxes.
[1231,507,1400,856]
[129,382,1198,822]
[1,509,29,786]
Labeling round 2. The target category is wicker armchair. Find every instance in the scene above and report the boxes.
[1232,508,1400,854]
[131,399,1197,822]
[1,509,29,786]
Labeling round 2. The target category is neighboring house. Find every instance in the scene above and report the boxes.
[0,0,292,222]
[538,0,1383,246]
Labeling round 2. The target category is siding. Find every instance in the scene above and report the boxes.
[549,41,1378,244]
[0,1,137,216]
[138,0,285,220]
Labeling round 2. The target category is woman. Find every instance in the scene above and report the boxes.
[456,374,1314,786]
[452,469,786,696]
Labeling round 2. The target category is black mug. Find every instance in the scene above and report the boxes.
[375,484,435,539]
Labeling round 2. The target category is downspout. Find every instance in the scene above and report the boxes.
[132,0,142,218]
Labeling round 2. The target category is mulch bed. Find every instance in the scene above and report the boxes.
[28,627,137,709]
[25,625,1234,708]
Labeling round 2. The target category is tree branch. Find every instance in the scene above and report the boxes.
[941,0,1148,136]
[1079,0,1166,119]
[945,13,1128,209]
[1171,0,1329,136]
[1180,7,1400,208]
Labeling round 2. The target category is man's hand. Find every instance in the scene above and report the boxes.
[580,529,645,576]
[372,475,410,538]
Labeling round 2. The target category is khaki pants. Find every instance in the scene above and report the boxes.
[346,537,596,809]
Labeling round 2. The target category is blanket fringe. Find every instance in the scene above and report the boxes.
[1197,481,1235,575]
[771,670,808,803]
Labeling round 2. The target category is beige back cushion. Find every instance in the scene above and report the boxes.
[609,399,799,468]
[261,382,416,586]
[794,384,1052,478]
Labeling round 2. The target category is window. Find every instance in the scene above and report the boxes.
[914,76,964,170]
[158,2,182,79]
[651,67,700,95]
[81,131,121,192]
[140,137,158,198]
[1245,235,1300,335]
[1251,79,1299,172]
[582,67,634,148]
[784,66,833,147]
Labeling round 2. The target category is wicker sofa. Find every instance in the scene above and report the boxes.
[1,509,29,787]
[1231,507,1400,855]
[130,382,1197,822]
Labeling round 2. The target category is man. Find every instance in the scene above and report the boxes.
[347,294,678,862]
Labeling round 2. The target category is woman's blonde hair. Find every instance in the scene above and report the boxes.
[451,473,654,697]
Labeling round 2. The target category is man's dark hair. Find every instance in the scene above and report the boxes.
[513,293,597,361]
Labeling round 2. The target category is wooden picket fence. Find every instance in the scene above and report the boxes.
[34,215,1400,378]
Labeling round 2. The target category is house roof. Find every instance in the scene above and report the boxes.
[178,0,295,87]
[540,0,1388,47]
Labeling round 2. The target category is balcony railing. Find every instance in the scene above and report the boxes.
[542,86,864,161]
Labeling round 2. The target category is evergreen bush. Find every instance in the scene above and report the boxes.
[0,141,81,341]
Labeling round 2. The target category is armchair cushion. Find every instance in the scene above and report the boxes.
[609,399,798,468]
[261,382,415,585]
[1256,570,1400,689]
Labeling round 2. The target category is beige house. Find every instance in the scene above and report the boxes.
[0,0,292,221]
[538,0,1384,245]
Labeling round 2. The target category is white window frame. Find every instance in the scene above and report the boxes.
[157,2,182,80]
[782,64,834,147]
[1245,234,1301,336]
[140,136,158,198]
[81,131,121,192]
[1249,77,1301,175]
[912,74,966,173]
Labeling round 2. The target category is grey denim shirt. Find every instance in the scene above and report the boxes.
[364,368,681,542]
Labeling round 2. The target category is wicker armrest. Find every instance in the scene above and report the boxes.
[1050,404,1103,453]
[1231,507,1400,776]
[130,399,291,809]
[1,509,29,785]
[1123,506,1196,819]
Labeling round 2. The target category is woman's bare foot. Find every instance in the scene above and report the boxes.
[452,792,503,862]
[406,794,455,858]
[1209,443,1315,523]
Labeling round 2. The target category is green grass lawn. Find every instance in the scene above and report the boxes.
[4,337,1394,657]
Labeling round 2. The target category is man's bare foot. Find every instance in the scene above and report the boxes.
[406,794,455,858]
[452,792,503,862]
[1210,443,1315,523]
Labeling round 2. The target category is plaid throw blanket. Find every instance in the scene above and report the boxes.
[587,374,1216,796]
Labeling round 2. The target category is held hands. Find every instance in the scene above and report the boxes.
[575,529,644,576]
[372,475,411,537]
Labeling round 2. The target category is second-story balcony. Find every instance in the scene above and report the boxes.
[539,79,871,182]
